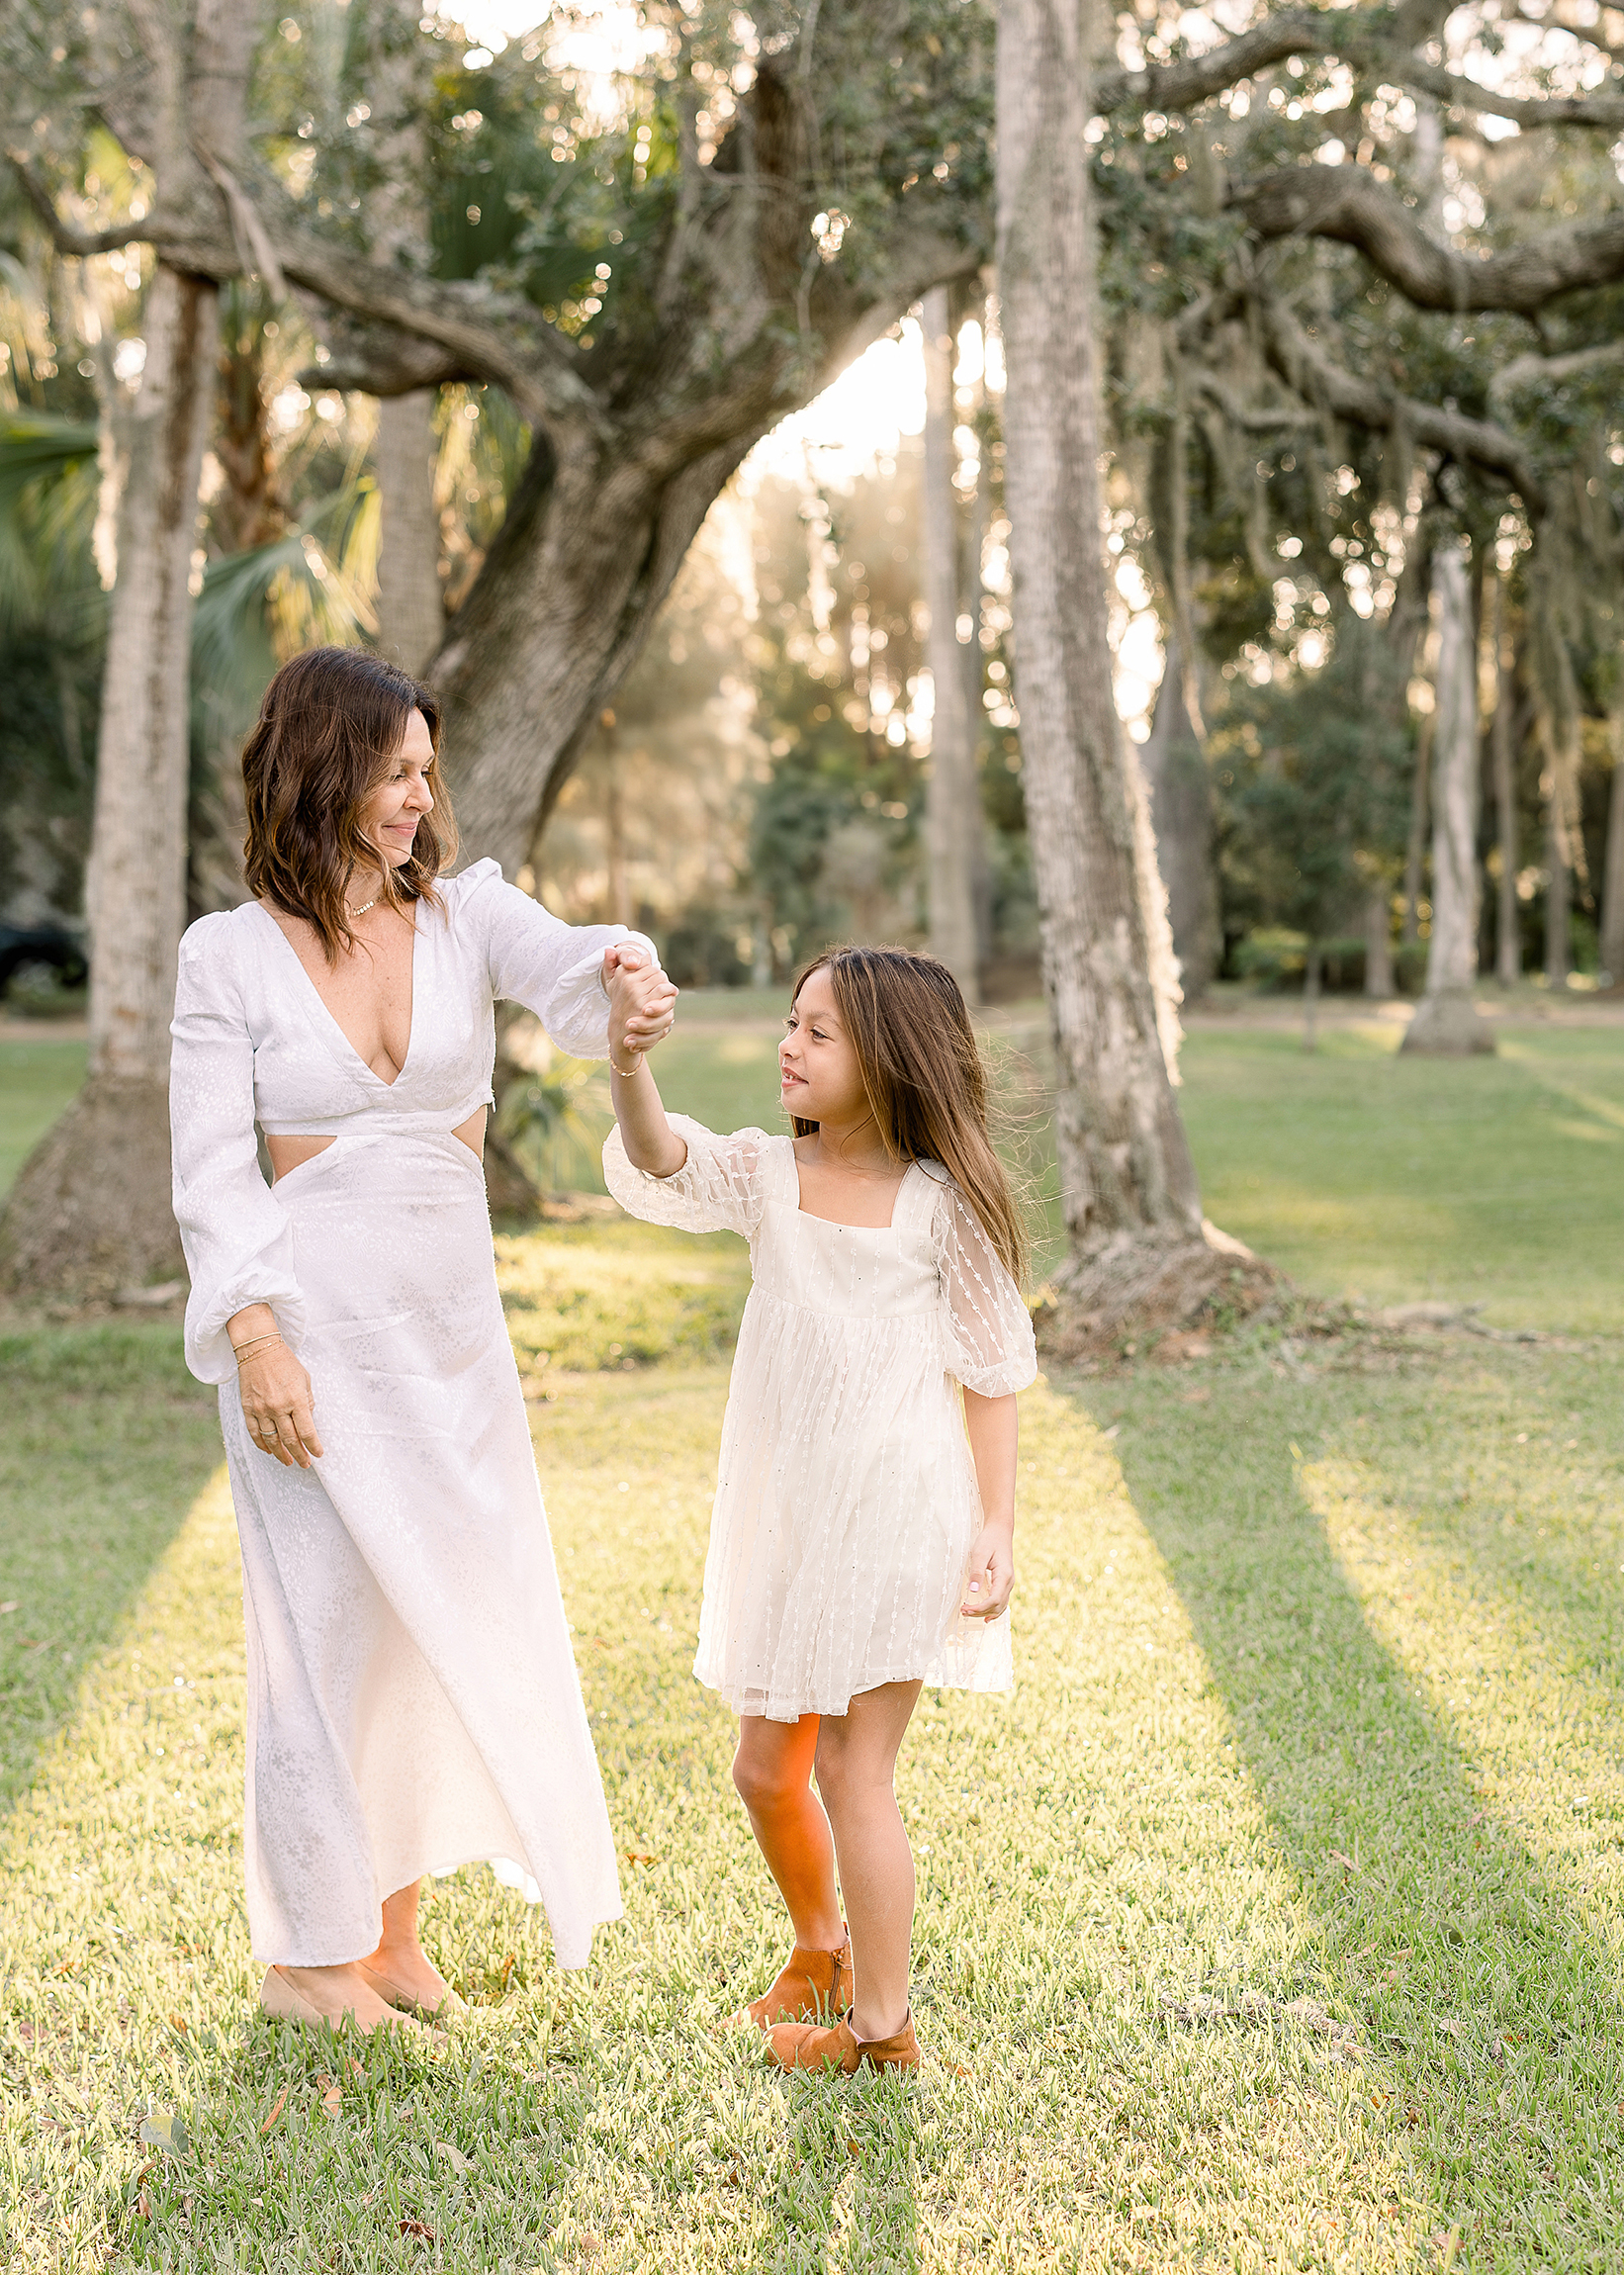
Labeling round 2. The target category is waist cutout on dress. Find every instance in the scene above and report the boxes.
[258,1090,493,1141]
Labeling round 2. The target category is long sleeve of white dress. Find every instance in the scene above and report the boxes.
[933,1182,1039,1397]
[171,916,307,1387]
[461,859,662,1057]
[601,1116,771,1238]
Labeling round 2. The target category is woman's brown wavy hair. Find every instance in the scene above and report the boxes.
[789,946,1029,1285]
[241,646,457,961]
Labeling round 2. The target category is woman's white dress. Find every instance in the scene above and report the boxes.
[602,1118,1038,1721]
[169,859,649,1968]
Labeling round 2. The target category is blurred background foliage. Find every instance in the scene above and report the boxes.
[7,0,1624,1012]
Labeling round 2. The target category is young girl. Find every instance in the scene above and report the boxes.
[601,946,1037,2074]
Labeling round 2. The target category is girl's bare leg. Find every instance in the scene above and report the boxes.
[813,1681,923,2042]
[733,1713,846,1949]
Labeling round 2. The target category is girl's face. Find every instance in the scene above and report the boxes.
[357,708,435,869]
[780,966,869,1126]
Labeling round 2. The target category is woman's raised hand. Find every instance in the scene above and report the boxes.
[239,1341,324,1469]
[607,955,677,1065]
[601,942,677,1051]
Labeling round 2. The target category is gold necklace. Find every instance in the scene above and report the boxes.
[345,892,381,920]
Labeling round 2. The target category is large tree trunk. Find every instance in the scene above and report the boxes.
[0,0,254,1298]
[432,438,759,874]
[1139,636,1219,996]
[1601,697,1624,988]
[362,0,444,675]
[1363,886,1395,998]
[1401,541,1493,1053]
[1401,706,1432,949]
[0,267,219,1295]
[921,284,981,1000]
[1490,571,1521,986]
[372,392,442,672]
[994,0,1274,1346]
[1540,682,1578,991]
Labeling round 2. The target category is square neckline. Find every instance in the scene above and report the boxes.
[251,898,422,1091]
[790,1152,924,1235]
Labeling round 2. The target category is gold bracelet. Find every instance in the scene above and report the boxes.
[233,1333,283,1365]
[608,1051,641,1078]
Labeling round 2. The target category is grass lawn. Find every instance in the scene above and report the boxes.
[3,1014,1624,2268]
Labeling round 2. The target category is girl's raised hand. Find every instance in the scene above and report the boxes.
[960,1522,1015,1621]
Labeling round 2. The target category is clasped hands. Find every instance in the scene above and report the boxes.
[603,942,677,1070]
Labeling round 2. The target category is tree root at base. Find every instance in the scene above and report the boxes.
[1036,1219,1286,1363]
[0,1075,185,1301]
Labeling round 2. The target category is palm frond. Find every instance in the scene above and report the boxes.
[0,410,103,638]
[192,487,378,720]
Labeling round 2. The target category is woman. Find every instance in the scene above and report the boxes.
[169,646,675,2035]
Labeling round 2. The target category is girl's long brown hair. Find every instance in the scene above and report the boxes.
[790,946,1029,1284]
[241,646,456,961]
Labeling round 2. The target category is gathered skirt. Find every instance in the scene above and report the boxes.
[694,1287,1015,1722]
[220,1126,622,1967]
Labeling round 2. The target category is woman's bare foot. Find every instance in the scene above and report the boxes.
[359,1940,462,2015]
[353,1878,466,2016]
[267,1962,408,2033]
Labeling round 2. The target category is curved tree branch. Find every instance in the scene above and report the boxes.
[1094,7,1624,130]
[1235,163,1624,317]
[1095,12,1345,116]
[1489,336,1624,404]
[8,153,599,433]
[1251,289,1547,511]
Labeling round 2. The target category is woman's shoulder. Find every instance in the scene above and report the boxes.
[178,901,265,969]
[437,857,506,912]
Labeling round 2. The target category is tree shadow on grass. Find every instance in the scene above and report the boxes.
[0,1316,221,1822]
[1067,1370,1624,2264]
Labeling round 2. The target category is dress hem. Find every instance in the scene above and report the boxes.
[250,1853,623,1972]
[696,1655,1014,1723]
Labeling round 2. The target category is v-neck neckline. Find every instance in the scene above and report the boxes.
[254,899,421,1090]
[792,1154,920,1234]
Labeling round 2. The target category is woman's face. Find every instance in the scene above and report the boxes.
[358,707,435,869]
[779,965,868,1126]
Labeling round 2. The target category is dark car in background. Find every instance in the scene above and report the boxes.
[0,920,89,1009]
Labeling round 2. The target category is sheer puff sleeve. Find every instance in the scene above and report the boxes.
[170,916,307,1387]
[460,858,663,1057]
[603,1117,771,1240]
[933,1178,1038,1397]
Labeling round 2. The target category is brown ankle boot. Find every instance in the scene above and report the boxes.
[728,1936,853,2032]
[766,2008,920,2075]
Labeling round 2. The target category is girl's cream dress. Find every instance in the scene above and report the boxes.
[603,1119,1038,1719]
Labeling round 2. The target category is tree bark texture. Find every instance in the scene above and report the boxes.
[1490,573,1521,986]
[1601,700,1624,987]
[1139,639,1219,995]
[1401,705,1433,950]
[995,0,1271,1342]
[372,390,443,672]
[0,265,219,1294]
[363,0,443,676]
[0,0,256,1297]
[433,435,766,873]
[1363,887,1395,998]
[921,284,981,1001]
[1401,543,1493,1053]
